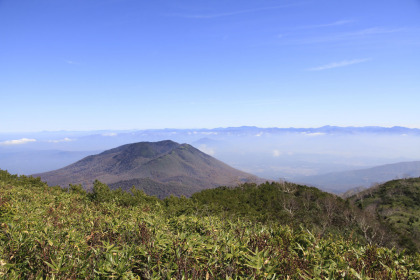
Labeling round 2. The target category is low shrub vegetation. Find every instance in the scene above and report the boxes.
[1,170,419,279]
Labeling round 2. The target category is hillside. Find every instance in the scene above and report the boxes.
[1,170,419,278]
[294,161,420,193]
[349,177,420,253]
[33,140,260,198]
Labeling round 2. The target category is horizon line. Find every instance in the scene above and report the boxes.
[1,125,419,134]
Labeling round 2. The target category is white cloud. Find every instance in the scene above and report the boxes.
[307,58,371,71]
[102,132,117,136]
[48,137,73,143]
[302,132,326,136]
[273,150,281,157]
[0,138,36,146]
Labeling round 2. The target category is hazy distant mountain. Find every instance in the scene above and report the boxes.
[294,161,420,193]
[4,125,420,180]
[33,140,260,198]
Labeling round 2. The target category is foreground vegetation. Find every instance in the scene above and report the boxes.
[1,170,419,279]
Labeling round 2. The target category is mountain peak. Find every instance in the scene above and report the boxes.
[102,140,179,158]
[34,140,261,198]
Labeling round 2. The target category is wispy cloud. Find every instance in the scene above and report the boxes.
[48,137,73,143]
[299,20,355,29]
[278,27,408,46]
[65,60,79,65]
[167,3,298,19]
[307,58,371,71]
[0,138,36,146]
[349,27,406,36]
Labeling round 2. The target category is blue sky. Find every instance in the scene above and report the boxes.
[1,0,420,132]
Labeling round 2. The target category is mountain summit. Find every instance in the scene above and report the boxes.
[34,140,260,198]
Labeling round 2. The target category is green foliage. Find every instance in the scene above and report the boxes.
[188,182,360,238]
[351,178,420,253]
[0,170,419,279]
[69,183,86,195]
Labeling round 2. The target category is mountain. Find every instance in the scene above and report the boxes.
[293,161,420,193]
[33,140,260,198]
[349,178,420,253]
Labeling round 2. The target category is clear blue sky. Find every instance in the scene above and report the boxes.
[1,0,420,132]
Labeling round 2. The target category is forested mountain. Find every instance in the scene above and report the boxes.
[1,170,419,278]
[349,177,420,253]
[33,140,260,198]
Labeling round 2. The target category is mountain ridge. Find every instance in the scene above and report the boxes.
[294,161,420,193]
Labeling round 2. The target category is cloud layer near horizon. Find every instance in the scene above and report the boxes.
[0,138,37,146]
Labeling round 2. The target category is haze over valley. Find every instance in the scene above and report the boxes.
[2,126,420,193]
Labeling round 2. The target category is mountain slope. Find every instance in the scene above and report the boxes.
[33,140,260,197]
[294,161,420,193]
[349,178,420,253]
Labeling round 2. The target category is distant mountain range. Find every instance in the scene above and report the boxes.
[33,140,261,198]
[294,161,420,193]
[2,126,420,146]
[3,126,420,183]
[188,125,420,135]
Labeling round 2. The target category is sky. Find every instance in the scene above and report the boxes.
[1,0,420,132]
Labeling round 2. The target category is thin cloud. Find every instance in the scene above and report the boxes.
[0,138,36,146]
[167,4,299,19]
[302,132,326,136]
[278,27,407,45]
[299,20,355,29]
[48,137,73,143]
[307,58,371,71]
[102,132,118,136]
[349,27,406,36]
[65,60,79,65]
